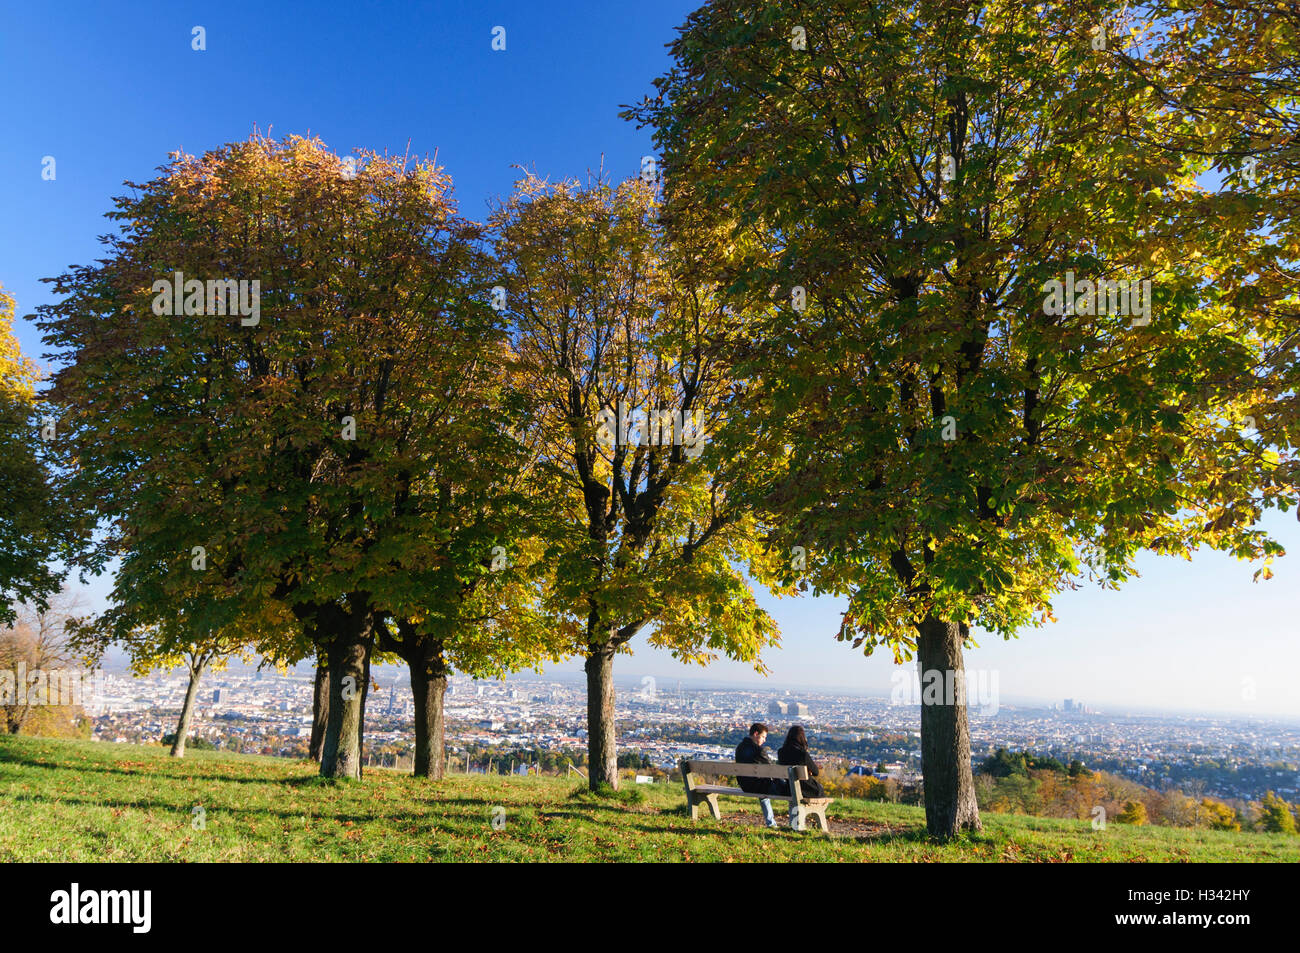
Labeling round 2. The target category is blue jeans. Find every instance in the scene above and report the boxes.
[759,797,777,827]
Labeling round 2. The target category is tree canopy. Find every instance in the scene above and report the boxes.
[629,0,1296,834]
[0,285,68,624]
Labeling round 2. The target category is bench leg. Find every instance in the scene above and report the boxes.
[704,794,722,821]
[687,794,701,822]
[788,801,804,832]
[807,808,829,832]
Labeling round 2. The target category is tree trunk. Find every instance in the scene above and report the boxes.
[358,643,371,779]
[320,607,373,780]
[7,661,36,733]
[584,643,618,791]
[309,649,329,762]
[170,656,207,758]
[410,641,447,779]
[916,616,982,838]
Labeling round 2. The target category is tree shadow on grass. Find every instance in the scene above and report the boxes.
[530,799,659,816]
[0,752,310,785]
[2,790,426,828]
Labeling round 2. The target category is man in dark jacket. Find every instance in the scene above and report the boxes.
[735,723,779,828]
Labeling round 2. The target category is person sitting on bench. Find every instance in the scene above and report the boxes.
[735,722,786,828]
[777,724,824,799]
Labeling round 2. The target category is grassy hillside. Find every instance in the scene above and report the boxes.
[1,735,1295,862]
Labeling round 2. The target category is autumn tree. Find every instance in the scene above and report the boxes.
[0,285,70,624]
[40,135,526,779]
[632,0,1295,835]
[1199,797,1240,832]
[1116,800,1149,826]
[491,171,784,788]
[1258,791,1298,834]
[0,591,91,736]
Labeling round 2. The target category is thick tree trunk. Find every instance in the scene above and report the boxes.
[916,616,982,837]
[410,641,447,779]
[584,643,618,790]
[170,657,206,758]
[320,607,373,780]
[309,650,329,762]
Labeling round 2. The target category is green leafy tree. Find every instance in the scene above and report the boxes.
[982,748,1025,778]
[630,0,1294,836]
[71,605,281,758]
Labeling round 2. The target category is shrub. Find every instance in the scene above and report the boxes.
[1116,800,1148,825]
[1257,792,1297,834]
[1199,798,1240,832]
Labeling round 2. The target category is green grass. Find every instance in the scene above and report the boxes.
[1,735,1296,862]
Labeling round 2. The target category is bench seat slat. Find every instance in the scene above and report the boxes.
[692,785,748,796]
[693,785,826,804]
[683,759,807,780]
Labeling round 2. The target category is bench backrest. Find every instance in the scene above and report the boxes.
[682,759,808,781]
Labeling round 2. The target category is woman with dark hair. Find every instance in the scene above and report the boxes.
[777,725,824,798]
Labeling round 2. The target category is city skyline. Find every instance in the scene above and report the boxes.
[76,664,1300,806]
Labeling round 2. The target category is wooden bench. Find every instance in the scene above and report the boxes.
[680,759,834,832]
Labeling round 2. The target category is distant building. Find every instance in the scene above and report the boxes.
[212,689,221,704]
[769,699,808,717]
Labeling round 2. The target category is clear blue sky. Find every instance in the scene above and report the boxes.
[3,1,1296,719]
